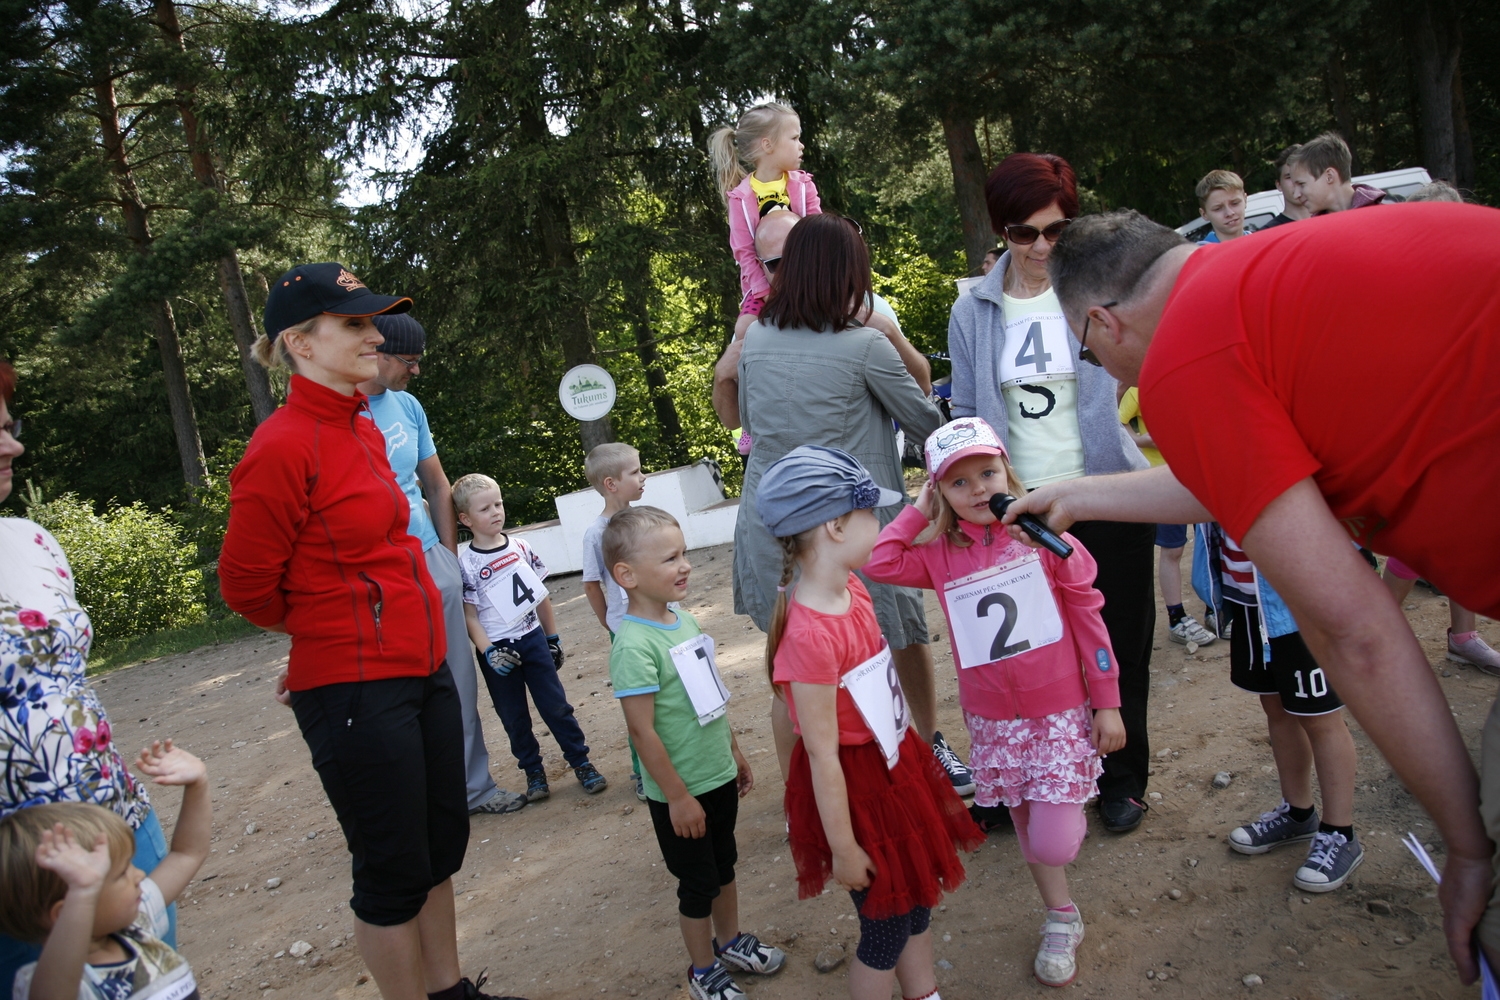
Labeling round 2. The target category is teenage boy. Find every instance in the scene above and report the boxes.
[453,473,607,802]
[1261,145,1311,229]
[1288,132,1386,214]
[604,506,784,1000]
[1194,170,1251,243]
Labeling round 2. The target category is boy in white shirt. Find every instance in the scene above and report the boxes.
[454,473,607,802]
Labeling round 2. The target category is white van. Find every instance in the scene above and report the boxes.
[1174,166,1432,240]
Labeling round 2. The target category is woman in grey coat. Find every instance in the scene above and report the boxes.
[736,214,975,792]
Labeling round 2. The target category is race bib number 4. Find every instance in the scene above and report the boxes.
[999,308,1075,386]
[839,644,911,769]
[944,553,1063,668]
[668,633,731,725]
[479,552,549,626]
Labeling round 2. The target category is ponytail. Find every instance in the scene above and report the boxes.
[707,102,799,198]
[764,534,801,696]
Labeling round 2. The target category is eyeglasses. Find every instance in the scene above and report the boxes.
[391,355,421,371]
[1,418,20,440]
[1077,301,1116,368]
[1003,219,1073,246]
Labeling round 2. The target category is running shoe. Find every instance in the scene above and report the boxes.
[1448,631,1500,677]
[1034,906,1085,987]
[687,962,745,1000]
[524,768,550,802]
[1169,614,1216,645]
[574,761,608,794]
[715,933,786,975]
[932,731,976,796]
[1293,830,1364,892]
[468,789,527,815]
[631,772,647,802]
[1228,800,1318,855]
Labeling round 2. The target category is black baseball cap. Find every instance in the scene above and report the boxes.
[263,262,412,340]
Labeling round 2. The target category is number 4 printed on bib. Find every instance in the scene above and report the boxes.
[480,551,549,627]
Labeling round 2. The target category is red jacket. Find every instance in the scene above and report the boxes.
[219,374,443,690]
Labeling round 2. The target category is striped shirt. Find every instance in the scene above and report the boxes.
[1220,534,1258,606]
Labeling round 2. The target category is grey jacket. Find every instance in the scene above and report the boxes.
[734,321,942,637]
[947,251,1148,477]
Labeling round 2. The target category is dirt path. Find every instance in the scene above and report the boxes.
[96,541,1491,999]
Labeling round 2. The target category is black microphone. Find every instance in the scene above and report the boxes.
[989,494,1074,559]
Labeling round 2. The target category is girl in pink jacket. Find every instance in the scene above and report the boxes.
[863,416,1125,990]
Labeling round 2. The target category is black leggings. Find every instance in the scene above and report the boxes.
[850,889,931,971]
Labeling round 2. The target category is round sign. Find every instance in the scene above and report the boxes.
[558,364,617,421]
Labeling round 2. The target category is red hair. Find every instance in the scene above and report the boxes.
[985,153,1079,233]
[0,360,13,405]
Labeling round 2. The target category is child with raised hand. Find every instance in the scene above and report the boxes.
[604,506,784,1000]
[758,445,981,1000]
[0,739,210,1000]
[862,417,1125,989]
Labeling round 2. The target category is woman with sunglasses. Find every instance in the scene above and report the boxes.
[947,152,1157,836]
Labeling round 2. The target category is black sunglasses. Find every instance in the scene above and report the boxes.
[759,255,781,274]
[1,417,20,440]
[1003,219,1073,246]
[1078,301,1116,368]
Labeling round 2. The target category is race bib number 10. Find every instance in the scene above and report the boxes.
[840,644,911,769]
[480,552,549,626]
[944,553,1063,669]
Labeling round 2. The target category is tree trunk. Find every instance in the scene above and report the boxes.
[1452,66,1475,191]
[941,113,992,274]
[93,72,206,487]
[1409,0,1461,181]
[1325,49,1362,175]
[628,255,688,467]
[153,0,276,423]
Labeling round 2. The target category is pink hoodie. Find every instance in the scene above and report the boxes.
[726,169,821,314]
[864,506,1121,722]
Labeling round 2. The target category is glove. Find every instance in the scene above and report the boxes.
[482,644,523,676]
[546,634,565,670]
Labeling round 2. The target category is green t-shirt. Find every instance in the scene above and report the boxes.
[610,610,737,802]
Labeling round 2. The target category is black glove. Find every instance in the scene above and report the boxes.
[546,634,565,670]
[482,643,523,676]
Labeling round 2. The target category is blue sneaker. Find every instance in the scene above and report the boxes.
[1229,801,1318,855]
[525,768,550,802]
[574,762,608,794]
[1294,830,1364,892]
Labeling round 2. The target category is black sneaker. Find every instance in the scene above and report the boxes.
[1100,796,1147,833]
[524,768,550,802]
[969,802,1013,836]
[574,761,608,794]
[932,730,976,796]
[460,969,529,1000]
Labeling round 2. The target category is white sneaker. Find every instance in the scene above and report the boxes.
[1448,631,1500,677]
[1169,614,1216,645]
[1034,906,1084,987]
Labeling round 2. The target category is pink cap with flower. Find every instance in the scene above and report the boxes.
[924,417,1008,480]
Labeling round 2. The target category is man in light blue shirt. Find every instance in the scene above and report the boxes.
[362,313,526,814]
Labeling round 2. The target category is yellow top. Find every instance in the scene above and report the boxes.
[748,173,790,215]
[1118,387,1164,466]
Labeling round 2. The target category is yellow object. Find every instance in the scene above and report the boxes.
[1119,387,1164,466]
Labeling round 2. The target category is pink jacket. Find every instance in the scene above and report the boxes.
[726,169,821,313]
[864,506,1121,721]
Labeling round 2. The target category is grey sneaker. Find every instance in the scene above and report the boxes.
[1293,830,1364,892]
[1228,800,1319,855]
[1034,906,1084,987]
[715,932,785,975]
[1169,614,1216,645]
[932,731,976,797]
[687,962,745,1000]
[469,789,527,815]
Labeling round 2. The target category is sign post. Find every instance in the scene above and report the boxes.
[558,364,617,422]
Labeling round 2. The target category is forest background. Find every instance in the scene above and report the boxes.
[1,0,1495,646]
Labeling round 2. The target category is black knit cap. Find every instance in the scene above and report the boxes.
[372,313,426,355]
[262,262,411,340]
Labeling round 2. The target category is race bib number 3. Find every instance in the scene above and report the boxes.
[839,644,911,769]
[944,553,1064,668]
[479,552,549,626]
[668,633,731,725]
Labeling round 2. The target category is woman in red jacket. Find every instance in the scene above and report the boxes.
[219,263,523,1000]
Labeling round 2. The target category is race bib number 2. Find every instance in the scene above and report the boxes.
[944,553,1063,669]
[479,552,548,626]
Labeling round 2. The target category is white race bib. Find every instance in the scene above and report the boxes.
[999,307,1075,386]
[668,633,731,725]
[839,644,911,769]
[944,552,1064,668]
[478,551,549,626]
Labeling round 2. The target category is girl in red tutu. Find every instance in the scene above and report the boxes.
[756,445,982,1000]
[863,417,1126,988]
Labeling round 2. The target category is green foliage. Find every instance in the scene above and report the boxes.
[25,491,206,644]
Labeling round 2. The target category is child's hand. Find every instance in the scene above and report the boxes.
[483,644,522,676]
[732,744,755,798]
[668,793,707,839]
[914,479,937,521]
[273,668,292,706]
[35,824,112,896]
[1091,708,1126,755]
[136,739,207,787]
[831,844,877,891]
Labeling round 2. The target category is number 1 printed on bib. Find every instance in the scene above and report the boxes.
[944,552,1064,669]
[668,633,732,726]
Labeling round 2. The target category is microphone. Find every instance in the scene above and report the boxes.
[989,494,1074,559]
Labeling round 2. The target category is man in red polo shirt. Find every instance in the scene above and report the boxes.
[1003,203,1500,983]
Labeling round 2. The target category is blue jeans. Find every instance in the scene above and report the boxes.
[478,626,590,773]
[0,808,176,993]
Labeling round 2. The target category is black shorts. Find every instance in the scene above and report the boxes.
[1226,602,1343,716]
[647,779,739,919]
[291,663,470,925]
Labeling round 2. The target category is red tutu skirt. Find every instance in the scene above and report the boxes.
[785,729,984,919]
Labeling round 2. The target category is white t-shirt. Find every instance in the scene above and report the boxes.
[998,286,1085,488]
[13,879,199,1000]
[458,535,549,642]
[581,514,628,634]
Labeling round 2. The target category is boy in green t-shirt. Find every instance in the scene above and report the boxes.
[604,506,785,1000]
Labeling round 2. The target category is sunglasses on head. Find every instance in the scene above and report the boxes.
[759,255,781,274]
[1003,219,1073,246]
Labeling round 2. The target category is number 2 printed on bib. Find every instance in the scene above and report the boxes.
[944,552,1063,669]
[999,309,1075,386]
[480,551,549,626]
[839,644,912,769]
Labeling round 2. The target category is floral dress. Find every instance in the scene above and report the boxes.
[1,518,148,826]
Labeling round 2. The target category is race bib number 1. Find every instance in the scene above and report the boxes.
[944,552,1064,669]
[668,633,732,725]
[839,644,911,769]
[481,553,549,626]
